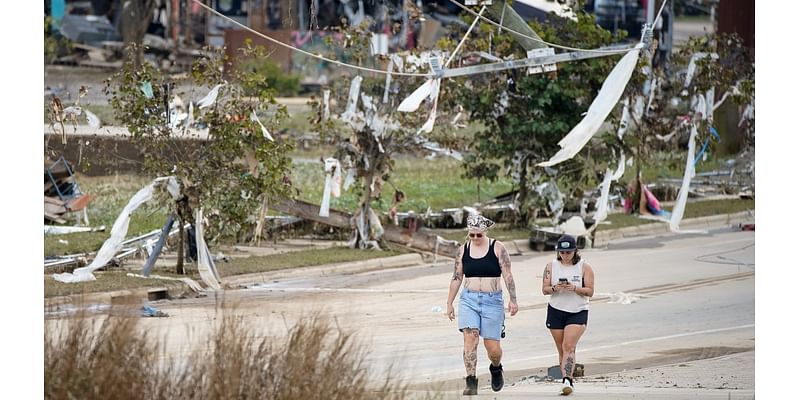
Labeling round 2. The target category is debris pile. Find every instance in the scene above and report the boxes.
[44,157,94,224]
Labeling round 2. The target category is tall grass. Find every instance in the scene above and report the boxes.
[45,309,432,400]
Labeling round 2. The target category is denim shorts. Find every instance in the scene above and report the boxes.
[458,288,505,340]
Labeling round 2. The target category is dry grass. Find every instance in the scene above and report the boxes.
[45,308,437,400]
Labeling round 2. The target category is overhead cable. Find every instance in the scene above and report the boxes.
[192,0,434,78]
[446,0,638,54]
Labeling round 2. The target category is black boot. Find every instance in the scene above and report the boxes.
[489,363,504,392]
[462,375,478,395]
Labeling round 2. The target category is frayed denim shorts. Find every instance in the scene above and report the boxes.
[458,288,505,340]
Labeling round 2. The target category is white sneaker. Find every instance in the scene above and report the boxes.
[561,378,574,395]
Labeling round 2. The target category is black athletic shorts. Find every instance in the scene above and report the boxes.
[546,304,588,329]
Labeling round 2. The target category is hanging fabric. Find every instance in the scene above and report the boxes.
[538,45,643,167]
[319,158,342,217]
[53,177,181,283]
[195,208,222,290]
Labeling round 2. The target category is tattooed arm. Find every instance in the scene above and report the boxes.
[542,262,556,295]
[446,245,465,321]
[495,241,519,316]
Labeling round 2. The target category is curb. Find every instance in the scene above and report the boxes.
[45,282,189,308]
[222,253,424,287]
[592,211,754,248]
[45,253,425,306]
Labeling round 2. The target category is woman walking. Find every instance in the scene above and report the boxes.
[446,215,519,395]
[541,234,595,395]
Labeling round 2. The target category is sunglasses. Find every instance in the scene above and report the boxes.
[468,233,484,238]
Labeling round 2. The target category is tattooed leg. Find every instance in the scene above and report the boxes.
[561,324,586,378]
[463,328,480,376]
[562,351,575,379]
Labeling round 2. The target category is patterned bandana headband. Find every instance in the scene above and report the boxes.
[466,214,495,230]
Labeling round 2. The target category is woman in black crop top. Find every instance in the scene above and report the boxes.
[445,215,518,395]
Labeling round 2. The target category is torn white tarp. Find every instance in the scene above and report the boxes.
[398,79,435,112]
[669,96,706,234]
[340,76,365,130]
[538,46,642,167]
[319,158,342,217]
[383,57,394,104]
[197,84,223,109]
[250,110,274,141]
[84,109,101,129]
[557,216,589,237]
[417,79,441,134]
[195,208,222,290]
[684,53,719,88]
[343,167,356,190]
[53,177,180,283]
[592,168,614,223]
[535,180,566,225]
[45,225,106,235]
[739,103,754,127]
[323,89,331,120]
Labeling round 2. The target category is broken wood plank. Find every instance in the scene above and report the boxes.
[45,202,68,215]
[44,211,67,224]
[44,196,65,206]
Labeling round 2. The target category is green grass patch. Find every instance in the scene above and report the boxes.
[45,246,411,297]
[289,155,514,214]
[596,198,755,231]
[44,270,185,298]
[216,246,409,277]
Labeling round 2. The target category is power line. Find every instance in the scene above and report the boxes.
[446,0,638,54]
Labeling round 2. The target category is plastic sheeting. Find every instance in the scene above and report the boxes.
[398,79,435,112]
[538,45,643,167]
[340,76,364,130]
[197,84,223,109]
[53,177,180,283]
[194,208,222,290]
[319,158,342,217]
[669,95,706,234]
[250,110,274,141]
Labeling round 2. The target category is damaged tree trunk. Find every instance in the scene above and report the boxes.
[271,198,460,258]
[118,0,157,66]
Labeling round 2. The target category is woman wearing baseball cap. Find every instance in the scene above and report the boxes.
[541,234,595,395]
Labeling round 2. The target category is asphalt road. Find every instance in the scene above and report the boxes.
[129,228,754,398]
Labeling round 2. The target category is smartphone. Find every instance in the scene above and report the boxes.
[558,278,568,284]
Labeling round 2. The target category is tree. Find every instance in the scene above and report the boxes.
[117,0,157,67]
[621,31,754,213]
[307,21,451,249]
[450,8,627,226]
[104,44,294,273]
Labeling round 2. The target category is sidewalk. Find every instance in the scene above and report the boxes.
[417,351,754,399]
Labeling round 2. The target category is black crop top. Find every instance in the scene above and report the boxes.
[462,239,501,277]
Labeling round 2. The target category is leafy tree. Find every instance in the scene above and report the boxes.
[450,7,627,226]
[621,31,754,212]
[104,44,294,273]
[307,21,449,249]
